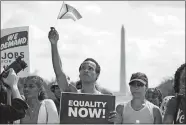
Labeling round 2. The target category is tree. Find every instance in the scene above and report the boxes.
[156,77,175,98]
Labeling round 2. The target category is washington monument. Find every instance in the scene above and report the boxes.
[120,25,127,94]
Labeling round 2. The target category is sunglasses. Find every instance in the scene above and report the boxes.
[129,81,145,87]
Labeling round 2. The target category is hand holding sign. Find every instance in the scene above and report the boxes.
[48,27,59,45]
[108,111,122,124]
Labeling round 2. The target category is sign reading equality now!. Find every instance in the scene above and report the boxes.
[60,92,115,124]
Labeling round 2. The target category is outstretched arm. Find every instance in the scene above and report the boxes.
[48,27,77,92]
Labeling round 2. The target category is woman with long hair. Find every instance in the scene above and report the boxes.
[163,63,185,124]
[20,75,59,124]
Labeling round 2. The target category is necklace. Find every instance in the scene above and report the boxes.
[27,104,40,120]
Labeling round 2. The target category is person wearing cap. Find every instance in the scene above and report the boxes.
[50,81,61,114]
[48,28,112,95]
[108,72,162,124]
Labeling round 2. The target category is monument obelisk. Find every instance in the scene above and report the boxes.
[120,25,127,94]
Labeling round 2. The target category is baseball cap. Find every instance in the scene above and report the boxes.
[129,72,148,87]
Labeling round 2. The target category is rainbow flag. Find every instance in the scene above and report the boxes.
[57,2,82,21]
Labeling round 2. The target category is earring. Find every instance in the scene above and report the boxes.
[38,91,42,97]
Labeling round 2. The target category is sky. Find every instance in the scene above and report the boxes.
[1,1,185,92]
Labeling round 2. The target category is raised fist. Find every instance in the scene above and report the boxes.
[48,27,59,44]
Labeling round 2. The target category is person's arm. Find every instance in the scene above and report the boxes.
[153,106,162,124]
[0,98,28,122]
[48,28,77,92]
[1,69,28,122]
[3,68,22,99]
[163,97,176,124]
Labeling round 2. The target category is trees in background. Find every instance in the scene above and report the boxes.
[156,77,175,98]
[17,74,176,101]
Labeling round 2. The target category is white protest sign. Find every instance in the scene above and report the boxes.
[0,26,30,77]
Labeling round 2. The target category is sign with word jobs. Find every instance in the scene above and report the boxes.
[60,92,115,124]
[0,26,30,76]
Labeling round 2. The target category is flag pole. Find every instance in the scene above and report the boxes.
[54,19,58,29]
[52,1,65,30]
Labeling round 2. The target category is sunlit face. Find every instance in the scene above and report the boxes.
[54,86,61,99]
[23,80,39,99]
[79,61,98,83]
[130,81,147,99]
[179,68,185,96]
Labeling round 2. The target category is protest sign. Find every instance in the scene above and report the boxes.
[60,92,115,124]
[0,26,30,77]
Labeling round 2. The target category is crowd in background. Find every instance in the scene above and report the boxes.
[0,27,185,124]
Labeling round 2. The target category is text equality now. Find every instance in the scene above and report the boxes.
[68,100,107,108]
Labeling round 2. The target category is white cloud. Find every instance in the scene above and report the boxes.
[147,12,165,26]
[167,15,180,27]
[30,25,47,39]
[128,37,167,57]
[147,11,182,28]
[75,25,114,37]
[163,30,185,36]
[83,4,102,15]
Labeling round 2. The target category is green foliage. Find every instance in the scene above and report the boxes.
[156,77,175,98]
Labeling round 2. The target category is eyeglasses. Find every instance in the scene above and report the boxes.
[129,81,145,87]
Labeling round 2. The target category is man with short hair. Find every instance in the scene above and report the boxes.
[48,27,112,95]
[108,72,162,124]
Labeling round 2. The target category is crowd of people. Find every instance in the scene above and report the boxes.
[0,27,185,124]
